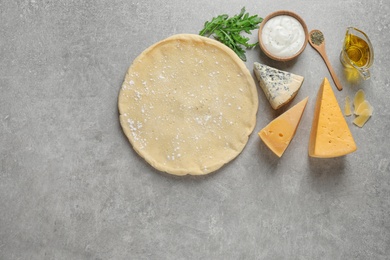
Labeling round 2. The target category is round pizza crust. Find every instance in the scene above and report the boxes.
[118,34,258,175]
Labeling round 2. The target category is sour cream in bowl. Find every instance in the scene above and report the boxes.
[259,11,308,61]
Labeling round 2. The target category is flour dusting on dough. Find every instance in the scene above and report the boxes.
[118,34,258,175]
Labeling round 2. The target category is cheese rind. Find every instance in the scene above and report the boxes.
[259,97,308,157]
[253,62,304,110]
[309,78,357,158]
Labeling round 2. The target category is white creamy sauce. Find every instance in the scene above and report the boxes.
[261,15,305,57]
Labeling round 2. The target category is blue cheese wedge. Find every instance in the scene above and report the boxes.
[253,62,304,110]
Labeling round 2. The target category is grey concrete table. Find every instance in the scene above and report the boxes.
[1,1,389,259]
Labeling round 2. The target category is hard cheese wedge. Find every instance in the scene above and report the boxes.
[309,78,357,158]
[259,97,308,157]
[253,62,304,110]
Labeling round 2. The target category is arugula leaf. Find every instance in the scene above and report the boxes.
[199,7,263,61]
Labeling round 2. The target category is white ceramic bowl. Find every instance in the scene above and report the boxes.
[258,10,309,61]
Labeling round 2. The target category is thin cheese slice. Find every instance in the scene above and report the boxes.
[354,89,365,114]
[353,109,373,127]
[253,62,304,110]
[345,96,352,116]
[355,100,373,116]
[309,78,357,158]
[259,97,308,157]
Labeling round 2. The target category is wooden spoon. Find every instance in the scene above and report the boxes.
[308,29,343,91]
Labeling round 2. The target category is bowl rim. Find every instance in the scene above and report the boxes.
[258,10,309,61]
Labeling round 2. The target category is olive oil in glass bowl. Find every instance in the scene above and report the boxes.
[340,27,374,80]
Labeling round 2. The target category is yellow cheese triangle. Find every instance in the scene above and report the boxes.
[309,78,357,158]
[259,97,308,157]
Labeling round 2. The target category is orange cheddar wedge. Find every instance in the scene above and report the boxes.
[259,97,308,157]
[309,78,357,158]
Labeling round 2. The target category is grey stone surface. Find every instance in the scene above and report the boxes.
[0,0,389,259]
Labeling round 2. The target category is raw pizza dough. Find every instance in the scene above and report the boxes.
[118,34,258,175]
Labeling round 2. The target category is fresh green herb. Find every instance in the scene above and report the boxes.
[199,7,263,61]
